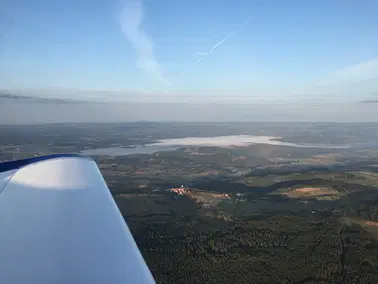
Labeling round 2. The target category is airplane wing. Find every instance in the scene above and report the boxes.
[0,154,156,284]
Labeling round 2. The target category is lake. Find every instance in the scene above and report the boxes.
[81,135,351,157]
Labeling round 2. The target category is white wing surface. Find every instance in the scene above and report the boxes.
[0,154,156,284]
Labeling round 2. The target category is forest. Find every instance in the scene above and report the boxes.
[126,211,378,283]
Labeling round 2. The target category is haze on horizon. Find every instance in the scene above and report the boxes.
[1,0,377,123]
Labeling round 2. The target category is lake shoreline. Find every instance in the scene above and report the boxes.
[81,135,351,156]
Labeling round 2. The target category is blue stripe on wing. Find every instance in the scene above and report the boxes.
[0,154,92,173]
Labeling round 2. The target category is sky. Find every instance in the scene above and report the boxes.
[1,0,378,104]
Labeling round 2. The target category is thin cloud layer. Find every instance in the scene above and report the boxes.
[361,100,378,104]
[292,57,378,99]
[313,57,378,90]
[120,0,170,86]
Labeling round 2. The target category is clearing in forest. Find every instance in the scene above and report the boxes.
[281,187,342,200]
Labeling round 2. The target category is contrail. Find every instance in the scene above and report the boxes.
[243,14,254,24]
[178,12,258,77]
[119,0,170,86]
[196,57,205,64]
[194,52,208,56]
[207,35,229,54]
[193,14,254,65]
[195,35,230,57]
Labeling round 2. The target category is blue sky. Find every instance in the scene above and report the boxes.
[1,0,378,102]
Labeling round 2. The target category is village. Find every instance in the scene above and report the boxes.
[160,185,249,206]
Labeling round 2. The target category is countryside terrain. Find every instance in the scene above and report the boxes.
[1,122,378,283]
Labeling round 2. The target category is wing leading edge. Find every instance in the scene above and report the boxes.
[0,155,156,284]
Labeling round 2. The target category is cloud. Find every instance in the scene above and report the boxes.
[293,57,378,99]
[119,0,170,86]
[314,57,378,88]
[2,99,378,124]
[361,100,378,104]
